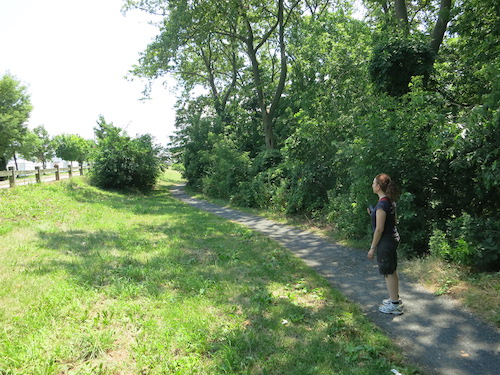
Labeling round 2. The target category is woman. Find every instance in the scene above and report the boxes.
[367,173,403,315]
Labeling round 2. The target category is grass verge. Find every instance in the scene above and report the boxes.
[0,171,420,374]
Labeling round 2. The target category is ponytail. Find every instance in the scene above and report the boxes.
[375,173,401,202]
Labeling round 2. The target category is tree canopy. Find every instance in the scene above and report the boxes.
[53,133,92,166]
[20,125,55,169]
[0,73,32,170]
[94,1,500,269]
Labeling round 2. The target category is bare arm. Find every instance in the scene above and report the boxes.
[368,209,386,260]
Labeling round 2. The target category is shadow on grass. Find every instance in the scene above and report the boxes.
[62,179,183,217]
[27,204,415,374]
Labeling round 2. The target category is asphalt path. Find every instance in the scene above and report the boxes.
[0,174,71,189]
[170,184,499,375]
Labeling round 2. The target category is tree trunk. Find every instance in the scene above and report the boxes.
[243,0,287,150]
[429,0,452,60]
[268,0,287,125]
[12,151,18,170]
[245,21,275,149]
[263,110,275,149]
[394,0,409,34]
[0,156,7,180]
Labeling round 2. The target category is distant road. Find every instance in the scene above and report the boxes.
[0,174,71,189]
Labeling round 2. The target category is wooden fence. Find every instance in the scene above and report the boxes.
[0,165,91,189]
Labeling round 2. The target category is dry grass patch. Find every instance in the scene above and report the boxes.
[401,256,500,327]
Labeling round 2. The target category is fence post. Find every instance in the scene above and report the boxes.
[68,165,73,178]
[35,166,41,183]
[55,165,60,181]
[8,167,16,187]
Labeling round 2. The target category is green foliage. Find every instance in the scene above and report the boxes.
[230,149,285,209]
[53,134,92,165]
[89,117,165,191]
[426,82,500,270]
[436,0,500,106]
[171,98,221,190]
[18,125,55,168]
[369,36,434,96]
[430,214,500,271]
[326,191,370,239]
[395,192,421,256]
[201,136,251,200]
[150,2,498,270]
[447,102,500,210]
[279,115,339,214]
[0,73,32,169]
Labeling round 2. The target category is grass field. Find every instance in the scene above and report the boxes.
[0,171,420,374]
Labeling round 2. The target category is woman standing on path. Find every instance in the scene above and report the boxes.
[367,173,403,315]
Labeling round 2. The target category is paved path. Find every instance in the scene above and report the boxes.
[171,185,499,375]
[0,174,71,189]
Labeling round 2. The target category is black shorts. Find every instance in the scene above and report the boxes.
[377,236,399,275]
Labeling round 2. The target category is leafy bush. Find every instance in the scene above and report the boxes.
[201,136,251,200]
[430,214,500,271]
[396,192,425,257]
[228,149,284,208]
[90,120,165,191]
[171,163,185,172]
[278,115,340,214]
[326,191,370,239]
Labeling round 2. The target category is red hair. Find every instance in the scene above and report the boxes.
[375,173,401,202]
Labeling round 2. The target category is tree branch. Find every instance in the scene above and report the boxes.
[429,0,452,59]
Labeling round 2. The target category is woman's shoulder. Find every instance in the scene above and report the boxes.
[377,197,392,210]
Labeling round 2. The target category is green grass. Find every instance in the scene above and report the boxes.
[0,171,420,374]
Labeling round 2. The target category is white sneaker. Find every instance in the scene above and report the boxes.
[382,298,403,306]
[379,302,403,315]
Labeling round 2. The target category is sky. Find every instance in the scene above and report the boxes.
[0,0,177,146]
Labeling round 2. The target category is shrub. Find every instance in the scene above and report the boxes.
[278,115,340,214]
[396,192,428,258]
[201,137,251,200]
[90,125,165,191]
[326,191,370,239]
[430,214,500,271]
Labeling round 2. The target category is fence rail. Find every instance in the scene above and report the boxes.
[0,165,91,189]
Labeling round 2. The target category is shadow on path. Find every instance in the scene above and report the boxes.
[171,184,500,375]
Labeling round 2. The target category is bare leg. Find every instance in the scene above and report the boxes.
[385,271,399,301]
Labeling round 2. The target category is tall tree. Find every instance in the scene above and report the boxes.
[366,0,453,95]
[366,0,453,58]
[124,0,338,149]
[20,125,55,169]
[53,134,92,166]
[126,1,243,130]
[0,73,32,170]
